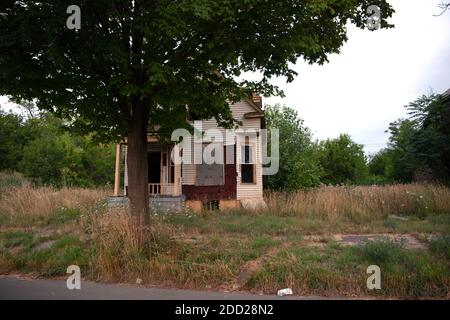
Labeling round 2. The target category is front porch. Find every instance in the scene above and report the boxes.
[112,136,182,198]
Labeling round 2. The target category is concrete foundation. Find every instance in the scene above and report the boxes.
[219,199,241,210]
[184,200,203,213]
[240,198,267,211]
[107,195,185,212]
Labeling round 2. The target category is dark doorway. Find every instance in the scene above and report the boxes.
[147,152,161,183]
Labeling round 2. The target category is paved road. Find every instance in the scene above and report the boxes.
[0,276,323,300]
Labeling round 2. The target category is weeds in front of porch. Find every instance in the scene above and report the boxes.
[0,183,449,298]
[88,210,272,288]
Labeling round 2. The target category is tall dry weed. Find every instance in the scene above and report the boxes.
[88,208,177,282]
[265,184,450,218]
[0,184,109,218]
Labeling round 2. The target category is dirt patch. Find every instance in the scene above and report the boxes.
[301,233,428,250]
[34,240,57,251]
[222,243,291,292]
[303,235,332,248]
[332,234,428,250]
[8,245,25,255]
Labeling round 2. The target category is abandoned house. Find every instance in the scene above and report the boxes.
[111,95,266,212]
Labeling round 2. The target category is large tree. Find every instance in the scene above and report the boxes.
[318,134,368,184]
[265,104,322,190]
[382,93,450,183]
[0,0,394,226]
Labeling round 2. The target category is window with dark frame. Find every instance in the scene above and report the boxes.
[169,160,175,183]
[241,138,255,183]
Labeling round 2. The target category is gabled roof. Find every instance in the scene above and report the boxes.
[244,98,264,114]
[443,88,450,97]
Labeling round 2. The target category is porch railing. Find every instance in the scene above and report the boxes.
[148,183,175,195]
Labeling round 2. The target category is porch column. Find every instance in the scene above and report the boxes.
[123,145,128,196]
[113,143,121,196]
[173,162,181,196]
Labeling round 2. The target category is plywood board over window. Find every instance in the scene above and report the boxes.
[195,143,224,186]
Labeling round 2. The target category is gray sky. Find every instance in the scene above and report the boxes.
[262,0,450,154]
[1,0,449,155]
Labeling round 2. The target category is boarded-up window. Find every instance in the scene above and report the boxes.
[195,144,224,186]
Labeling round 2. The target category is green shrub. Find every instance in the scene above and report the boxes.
[359,240,406,265]
[429,236,450,260]
[50,207,81,224]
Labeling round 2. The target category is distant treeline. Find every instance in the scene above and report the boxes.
[1,92,449,189]
[0,108,115,187]
[265,92,450,190]
[369,93,450,184]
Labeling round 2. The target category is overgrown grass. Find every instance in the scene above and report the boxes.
[246,240,450,298]
[87,210,271,288]
[265,184,450,218]
[163,210,450,236]
[428,236,450,260]
[0,183,449,298]
[0,171,28,189]
[0,233,88,276]
[0,183,108,226]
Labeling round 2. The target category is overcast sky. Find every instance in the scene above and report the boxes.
[1,0,449,155]
[262,0,450,154]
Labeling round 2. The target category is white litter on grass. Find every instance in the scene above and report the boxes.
[277,288,293,297]
[136,278,143,285]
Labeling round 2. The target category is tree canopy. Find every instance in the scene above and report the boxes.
[265,104,322,190]
[0,0,394,225]
[369,93,450,184]
[0,107,115,187]
[318,134,368,185]
[1,0,394,136]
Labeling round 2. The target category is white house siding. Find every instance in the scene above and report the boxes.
[181,100,263,199]
[236,133,263,200]
[122,100,263,201]
[199,100,259,131]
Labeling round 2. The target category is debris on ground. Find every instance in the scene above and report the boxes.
[277,288,293,297]
[388,214,409,221]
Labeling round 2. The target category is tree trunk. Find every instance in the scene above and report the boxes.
[127,100,150,227]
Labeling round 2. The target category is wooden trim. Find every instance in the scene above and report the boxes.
[244,98,264,113]
[174,161,181,196]
[113,144,121,196]
[239,138,257,184]
[244,111,264,119]
[123,145,128,196]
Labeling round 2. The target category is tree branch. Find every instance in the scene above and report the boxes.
[434,3,450,16]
